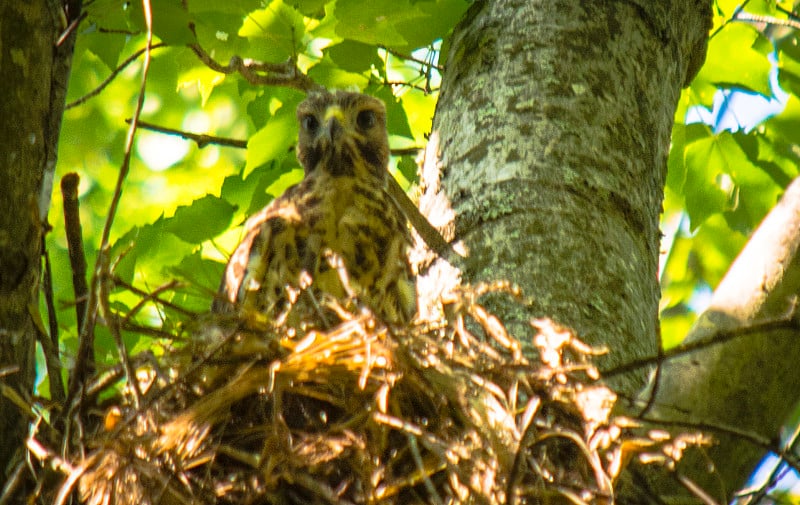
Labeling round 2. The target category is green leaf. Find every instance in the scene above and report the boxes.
[334,0,422,46]
[245,100,300,176]
[683,132,734,229]
[164,195,236,244]
[239,0,306,62]
[373,86,414,139]
[692,23,771,96]
[290,0,327,17]
[396,155,417,183]
[168,251,226,311]
[189,0,262,13]
[667,122,711,194]
[221,167,260,214]
[193,11,251,62]
[764,94,800,145]
[247,160,296,215]
[307,57,370,90]
[683,130,781,231]
[333,0,466,50]
[177,65,227,106]
[754,135,800,187]
[110,220,196,285]
[83,30,126,71]
[129,0,195,45]
[724,132,783,232]
[326,40,382,73]
[395,0,470,49]
[246,93,274,130]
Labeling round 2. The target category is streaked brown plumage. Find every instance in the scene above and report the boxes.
[213,90,415,327]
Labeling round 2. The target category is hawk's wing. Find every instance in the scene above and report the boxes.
[211,186,304,315]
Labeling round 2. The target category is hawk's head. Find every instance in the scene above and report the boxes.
[296,91,389,182]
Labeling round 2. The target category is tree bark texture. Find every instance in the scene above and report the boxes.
[0,0,77,479]
[426,0,710,395]
[641,177,800,501]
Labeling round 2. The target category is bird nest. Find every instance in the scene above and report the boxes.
[27,282,708,505]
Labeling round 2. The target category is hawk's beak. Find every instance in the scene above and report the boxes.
[323,106,345,143]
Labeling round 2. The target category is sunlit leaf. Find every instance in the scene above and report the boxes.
[164,195,236,244]
[290,0,327,17]
[692,23,771,97]
[395,155,417,184]
[83,31,126,71]
[373,86,414,139]
[307,57,370,90]
[110,220,196,286]
[724,132,783,232]
[764,94,800,145]
[189,0,262,12]
[245,101,300,176]
[129,0,195,45]
[334,0,423,46]
[169,251,226,311]
[394,0,469,49]
[240,0,306,62]
[177,66,227,106]
[193,11,251,61]
[683,131,734,229]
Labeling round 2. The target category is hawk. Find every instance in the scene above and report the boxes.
[213,90,416,327]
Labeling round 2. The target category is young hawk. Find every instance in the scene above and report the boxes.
[213,90,416,327]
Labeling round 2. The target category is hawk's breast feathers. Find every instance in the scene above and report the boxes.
[214,91,416,326]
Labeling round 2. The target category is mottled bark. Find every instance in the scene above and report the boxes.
[424,0,733,501]
[427,0,709,393]
[0,0,78,481]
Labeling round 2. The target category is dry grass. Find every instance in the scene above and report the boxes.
[25,282,709,505]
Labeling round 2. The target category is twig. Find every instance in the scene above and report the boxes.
[56,11,87,47]
[672,473,720,505]
[384,80,439,94]
[391,147,422,157]
[61,174,89,343]
[40,244,66,404]
[379,45,444,72]
[385,175,458,260]
[601,317,799,378]
[66,42,168,109]
[639,416,800,474]
[407,434,443,505]
[189,43,321,92]
[131,118,421,156]
[126,119,247,148]
[75,0,156,411]
[113,278,197,321]
[0,461,26,505]
[736,419,800,503]
[734,10,800,30]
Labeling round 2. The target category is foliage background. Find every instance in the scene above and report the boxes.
[44,0,799,488]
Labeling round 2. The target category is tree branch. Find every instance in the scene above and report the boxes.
[635,176,800,500]
[189,43,322,92]
[66,42,168,109]
[127,119,247,148]
[61,173,89,336]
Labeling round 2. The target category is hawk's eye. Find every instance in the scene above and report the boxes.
[356,110,376,130]
[301,115,319,133]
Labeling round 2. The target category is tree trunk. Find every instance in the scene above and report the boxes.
[0,0,79,480]
[427,0,709,392]
[424,0,719,500]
